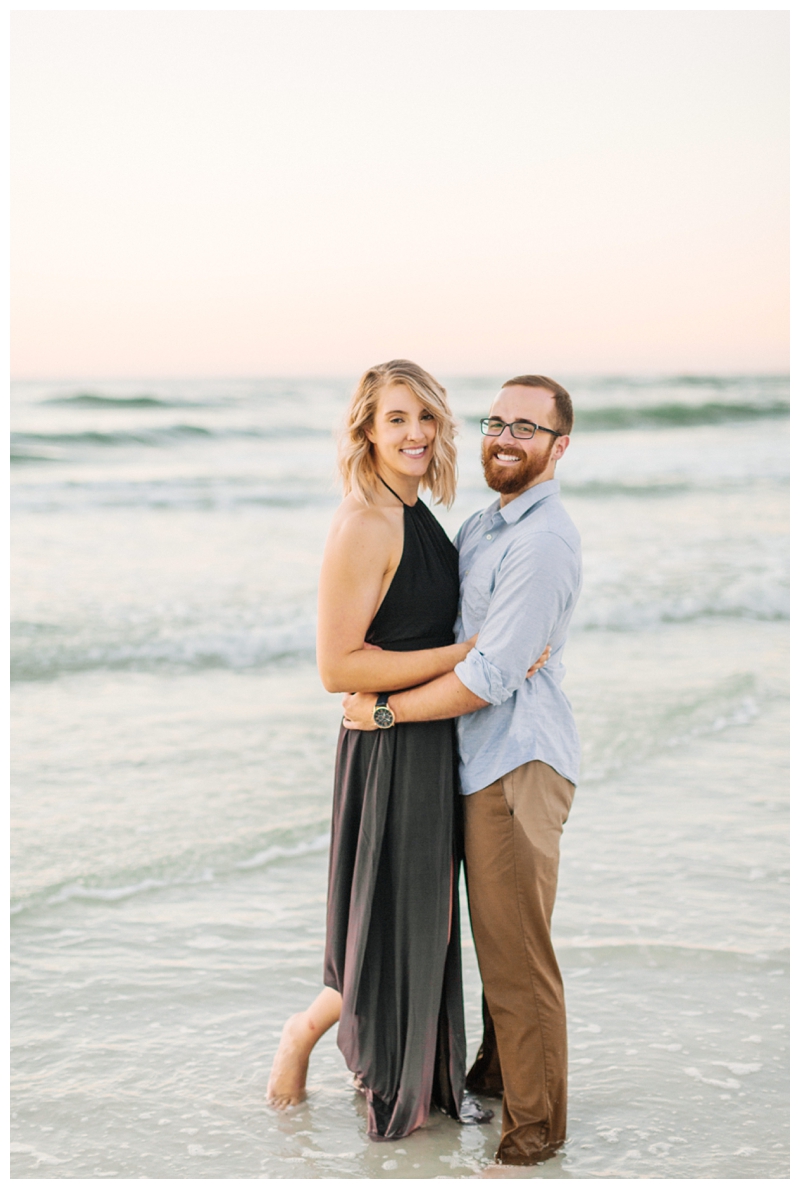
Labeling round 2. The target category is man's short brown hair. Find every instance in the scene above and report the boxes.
[501,375,574,435]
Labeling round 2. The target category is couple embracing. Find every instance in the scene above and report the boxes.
[267,359,581,1167]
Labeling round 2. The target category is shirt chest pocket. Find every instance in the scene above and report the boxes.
[461,553,497,627]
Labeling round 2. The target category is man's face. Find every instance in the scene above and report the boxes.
[481,386,567,497]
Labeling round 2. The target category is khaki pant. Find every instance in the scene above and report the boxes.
[463,759,575,1164]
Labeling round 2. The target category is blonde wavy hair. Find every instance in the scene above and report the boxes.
[338,360,458,507]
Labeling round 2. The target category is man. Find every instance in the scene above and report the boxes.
[343,375,581,1165]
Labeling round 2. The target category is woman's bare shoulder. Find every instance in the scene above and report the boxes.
[327,494,398,549]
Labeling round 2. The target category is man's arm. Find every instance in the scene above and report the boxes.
[341,643,551,728]
[390,672,487,720]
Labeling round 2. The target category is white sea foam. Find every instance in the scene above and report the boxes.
[236,833,331,870]
[13,830,333,918]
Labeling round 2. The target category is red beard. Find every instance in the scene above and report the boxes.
[482,441,553,494]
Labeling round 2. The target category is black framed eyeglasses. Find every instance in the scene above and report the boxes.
[480,417,561,441]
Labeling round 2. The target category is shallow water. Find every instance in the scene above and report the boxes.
[11,375,789,1177]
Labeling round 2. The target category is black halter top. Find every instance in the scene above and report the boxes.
[364,477,459,653]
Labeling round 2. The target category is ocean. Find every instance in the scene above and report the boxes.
[10,374,788,1178]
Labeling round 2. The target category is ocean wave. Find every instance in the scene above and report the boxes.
[582,373,786,391]
[561,480,697,498]
[11,477,338,512]
[559,478,785,498]
[574,581,789,630]
[10,423,331,455]
[578,688,764,786]
[13,491,332,513]
[12,425,213,448]
[577,604,789,631]
[43,393,207,409]
[576,400,789,431]
[235,833,331,870]
[10,621,318,682]
[12,466,787,515]
[10,451,59,465]
[11,827,331,920]
[11,593,786,684]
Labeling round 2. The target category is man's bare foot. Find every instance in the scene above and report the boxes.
[266,1014,313,1107]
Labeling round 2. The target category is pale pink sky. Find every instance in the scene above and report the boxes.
[11,10,788,378]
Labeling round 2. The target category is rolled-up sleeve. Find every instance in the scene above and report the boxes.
[455,531,577,705]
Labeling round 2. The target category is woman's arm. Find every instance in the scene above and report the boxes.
[316,505,470,694]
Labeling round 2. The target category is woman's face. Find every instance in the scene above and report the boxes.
[366,383,437,480]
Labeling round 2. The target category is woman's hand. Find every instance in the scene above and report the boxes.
[342,691,380,730]
[457,632,479,662]
[527,645,551,677]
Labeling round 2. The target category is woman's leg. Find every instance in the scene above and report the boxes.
[266,987,342,1106]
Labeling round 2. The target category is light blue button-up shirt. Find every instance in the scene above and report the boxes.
[453,478,582,794]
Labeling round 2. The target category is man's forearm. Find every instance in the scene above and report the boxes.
[388,671,488,723]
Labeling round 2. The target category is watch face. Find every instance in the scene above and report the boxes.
[373,705,395,728]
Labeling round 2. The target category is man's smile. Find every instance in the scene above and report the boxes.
[488,444,526,465]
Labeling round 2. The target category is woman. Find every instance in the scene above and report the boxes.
[266,360,542,1140]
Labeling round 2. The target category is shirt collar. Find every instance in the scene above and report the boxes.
[498,477,560,524]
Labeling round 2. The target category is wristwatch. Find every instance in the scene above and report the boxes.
[372,693,396,729]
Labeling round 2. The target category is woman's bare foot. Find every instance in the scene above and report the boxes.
[266,1014,313,1107]
[266,988,342,1108]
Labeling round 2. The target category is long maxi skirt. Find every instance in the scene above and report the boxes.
[323,719,467,1140]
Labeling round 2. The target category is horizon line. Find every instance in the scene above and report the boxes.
[11,370,790,384]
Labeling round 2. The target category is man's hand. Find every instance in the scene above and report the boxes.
[342,691,379,731]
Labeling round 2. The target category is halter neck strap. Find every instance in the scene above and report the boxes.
[377,473,412,508]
